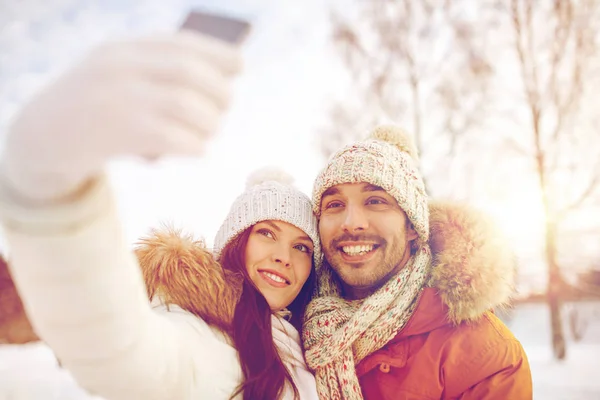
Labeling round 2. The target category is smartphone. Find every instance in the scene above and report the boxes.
[180,11,251,45]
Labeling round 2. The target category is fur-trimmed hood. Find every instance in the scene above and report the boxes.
[427,201,515,324]
[135,202,515,334]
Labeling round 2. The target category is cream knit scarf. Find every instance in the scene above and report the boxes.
[302,244,432,400]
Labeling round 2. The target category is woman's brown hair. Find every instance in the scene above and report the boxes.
[220,226,316,400]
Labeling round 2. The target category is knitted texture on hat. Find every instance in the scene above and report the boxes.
[302,245,432,399]
[312,125,429,242]
[214,167,321,267]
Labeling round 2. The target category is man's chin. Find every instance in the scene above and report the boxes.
[333,264,378,287]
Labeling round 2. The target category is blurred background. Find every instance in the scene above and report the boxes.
[1,0,599,399]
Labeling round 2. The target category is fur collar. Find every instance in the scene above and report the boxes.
[136,202,515,333]
[136,229,242,337]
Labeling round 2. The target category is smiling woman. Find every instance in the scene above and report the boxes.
[244,220,314,311]
[212,167,320,400]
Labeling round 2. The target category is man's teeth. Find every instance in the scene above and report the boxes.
[264,272,287,284]
[342,245,374,256]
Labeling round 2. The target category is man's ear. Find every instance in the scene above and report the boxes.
[406,221,419,241]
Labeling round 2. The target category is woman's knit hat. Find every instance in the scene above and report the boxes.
[214,167,321,267]
[312,125,429,242]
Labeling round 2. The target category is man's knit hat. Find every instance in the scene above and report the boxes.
[214,167,321,267]
[312,125,429,242]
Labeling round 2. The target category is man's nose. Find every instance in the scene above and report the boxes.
[341,205,369,232]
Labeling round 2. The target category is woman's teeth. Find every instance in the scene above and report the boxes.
[264,271,287,284]
[342,245,374,256]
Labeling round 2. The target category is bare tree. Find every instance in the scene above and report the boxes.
[320,0,497,195]
[506,0,600,359]
[324,0,600,361]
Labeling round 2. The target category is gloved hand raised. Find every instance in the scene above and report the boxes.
[0,31,242,203]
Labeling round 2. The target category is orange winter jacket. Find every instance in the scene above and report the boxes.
[356,288,532,399]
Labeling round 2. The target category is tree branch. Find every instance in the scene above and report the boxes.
[559,160,600,216]
[547,0,573,144]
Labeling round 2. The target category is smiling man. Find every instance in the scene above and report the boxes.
[317,182,417,300]
[302,125,532,400]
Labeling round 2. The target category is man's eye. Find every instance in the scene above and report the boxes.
[366,198,386,205]
[324,201,343,209]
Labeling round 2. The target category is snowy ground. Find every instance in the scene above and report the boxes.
[508,301,600,400]
[1,302,599,399]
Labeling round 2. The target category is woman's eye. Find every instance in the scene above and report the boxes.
[294,244,312,254]
[257,229,274,239]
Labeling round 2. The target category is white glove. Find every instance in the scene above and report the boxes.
[0,31,242,202]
